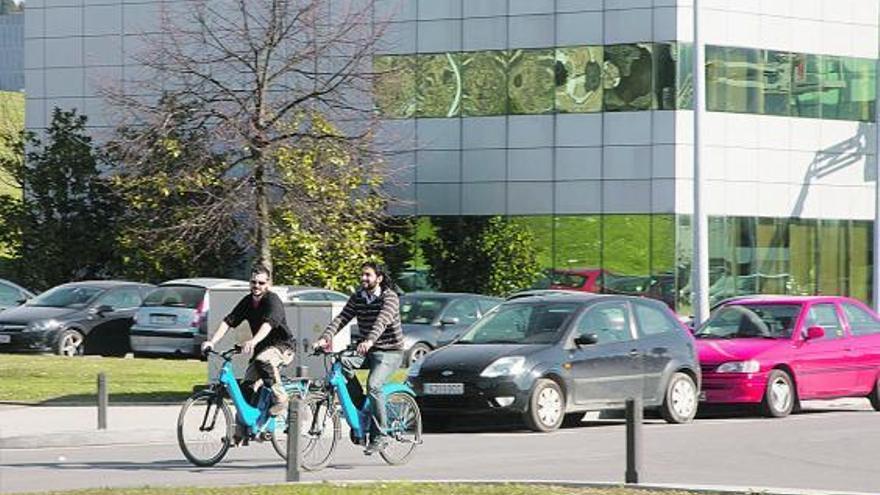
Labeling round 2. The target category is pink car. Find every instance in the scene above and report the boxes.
[695,296,880,417]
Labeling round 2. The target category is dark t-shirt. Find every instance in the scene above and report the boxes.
[223,291,293,356]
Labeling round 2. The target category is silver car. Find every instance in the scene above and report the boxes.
[130,278,249,358]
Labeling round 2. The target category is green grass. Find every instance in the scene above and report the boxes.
[0,354,409,404]
[0,91,23,199]
[19,483,706,495]
[0,354,207,404]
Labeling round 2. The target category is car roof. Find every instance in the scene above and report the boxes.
[56,280,153,289]
[0,278,34,296]
[505,292,655,305]
[722,295,855,305]
[403,292,498,299]
[159,278,249,289]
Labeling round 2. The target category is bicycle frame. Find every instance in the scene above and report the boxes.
[214,353,309,436]
[323,352,417,441]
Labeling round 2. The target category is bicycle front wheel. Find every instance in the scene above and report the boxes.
[271,392,340,471]
[380,392,422,465]
[177,391,232,467]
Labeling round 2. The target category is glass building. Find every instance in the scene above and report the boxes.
[21,0,880,313]
[0,8,23,91]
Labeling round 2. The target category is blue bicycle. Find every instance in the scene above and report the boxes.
[177,346,316,467]
[296,345,422,470]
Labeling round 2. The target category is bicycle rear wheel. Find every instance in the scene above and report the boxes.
[379,392,422,465]
[177,391,232,467]
[271,392,340,471]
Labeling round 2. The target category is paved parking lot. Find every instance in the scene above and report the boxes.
[1,400,879,494]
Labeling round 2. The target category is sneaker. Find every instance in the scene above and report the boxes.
[269,383,289,416]
[364,435,389,456]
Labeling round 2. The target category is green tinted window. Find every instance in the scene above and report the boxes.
[554,215,601,269]
[417,52,461,118]
[555,46,604,113]
[373,55,416,119]
[604,43,655,111]
[461,50,508,116]
[758,50,794,116]
[706,45,762,113]
[654,43,678,110]
[508,49,555,115]
[676,42,694,110]
[791,53,822,118]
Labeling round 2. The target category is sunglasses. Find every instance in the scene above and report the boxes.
[250,280,268,286]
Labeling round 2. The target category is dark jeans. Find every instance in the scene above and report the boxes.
[340,350,403,437]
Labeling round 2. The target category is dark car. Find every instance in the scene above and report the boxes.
[0,279,35,312]
[0,281,154,356]
[407,293,700,432]
[400,292,502,366]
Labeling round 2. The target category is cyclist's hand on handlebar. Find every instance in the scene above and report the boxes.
[200,341,214,355]
[241,339,256,355]
[356,339,374,356]
[312,337,330,352]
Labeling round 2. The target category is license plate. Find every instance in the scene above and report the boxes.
[698,391,707,402]
[151,315,176,325]
[0,334,10,344]
[423,383,464,395]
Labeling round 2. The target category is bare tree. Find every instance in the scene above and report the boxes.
[107,0,393,272]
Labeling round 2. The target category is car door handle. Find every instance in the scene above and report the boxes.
[629,349,641,358]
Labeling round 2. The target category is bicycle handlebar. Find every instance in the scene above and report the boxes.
[203,345,242,361]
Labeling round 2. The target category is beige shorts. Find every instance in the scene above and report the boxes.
[244,346,295,385]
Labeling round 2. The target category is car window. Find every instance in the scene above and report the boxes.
[842,303,880,336]
[443,299,480,325]
[804,303,844,340]
[400,297,446,324]
[696,304,800,340]
[98,288,143,310]
[458,303,580,345]
[325,292,349,302]
[143,286,205,308]
[0,283,21,306]
[634,303,680,337]
[477,297,501,314]
[575,303,634,344]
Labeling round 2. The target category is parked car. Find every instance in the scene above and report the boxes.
[695,296,880,417]
[0,279,35,312]
[532,268,609,293]
[0,281,154,356]
[130,278,251,358]
[400,292,502,366]
[506,289,583,300]
[275,285,348,303]
[408,293,700,432]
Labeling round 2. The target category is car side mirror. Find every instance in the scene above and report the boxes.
[574,333,598,347]
[439,317,460,326]
[93,305,114,316]
[805,326,825,340]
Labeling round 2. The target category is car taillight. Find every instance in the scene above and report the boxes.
[191,299,206,330]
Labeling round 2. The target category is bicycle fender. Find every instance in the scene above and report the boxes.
[383,383,416,397]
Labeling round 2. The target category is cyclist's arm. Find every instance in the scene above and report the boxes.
[364,291,399,344]
[249,322,273,346]
[319,294,357,341]
[206,297,247,348]
[206,321,230,348]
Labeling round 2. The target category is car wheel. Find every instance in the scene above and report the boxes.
[868,373,880,412]
[523,379,565,432]
[55,329,84,357]
[761,369,795,418]
[406,343,432,367]
[660,372,698,424]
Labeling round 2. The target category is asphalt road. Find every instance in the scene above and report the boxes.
[2,401,879,494]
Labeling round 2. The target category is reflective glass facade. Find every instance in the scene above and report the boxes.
[402,215,873,313]
[375,43,876,122]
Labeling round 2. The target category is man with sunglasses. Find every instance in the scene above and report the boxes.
[201,265,294,416]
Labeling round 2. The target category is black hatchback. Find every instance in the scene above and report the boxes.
[407,293,700,432]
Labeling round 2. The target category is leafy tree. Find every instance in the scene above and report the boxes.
[0,109,121,290]
[423,216,541,297]
[270,114,385,291]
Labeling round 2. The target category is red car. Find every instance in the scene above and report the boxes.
[546,268,608,292]
[694,296,880,417]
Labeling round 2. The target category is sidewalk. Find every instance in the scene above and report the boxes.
[0,404,180,449]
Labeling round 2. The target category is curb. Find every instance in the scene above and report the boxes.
[0,429,177,449]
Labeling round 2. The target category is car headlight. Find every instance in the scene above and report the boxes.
[24,319,62,333]
[480,356,526,378]
[715,360,760,373]
[407,359,423,378]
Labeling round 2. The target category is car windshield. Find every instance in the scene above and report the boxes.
[27,286,104,308]
[550,273,587,289]
[400,297,446,324]
[696,304,801,339]
[142,286,205,308]
[457,302,580,345]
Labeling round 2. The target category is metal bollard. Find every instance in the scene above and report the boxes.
[97,372,108,430]
[625,397,643,484]
[285,396,303,482]
[295,365,308,379]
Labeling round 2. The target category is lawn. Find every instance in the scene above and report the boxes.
[19,483,705,495]
[0,354,408,404]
